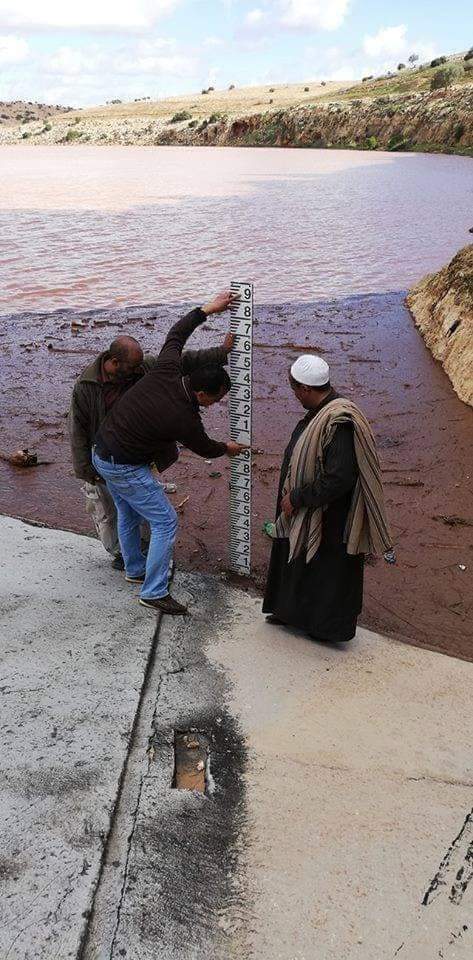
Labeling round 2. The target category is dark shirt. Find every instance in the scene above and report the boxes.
[96,308,227,470]
[283,390,359,546]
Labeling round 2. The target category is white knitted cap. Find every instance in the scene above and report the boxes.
[290,355,330,387]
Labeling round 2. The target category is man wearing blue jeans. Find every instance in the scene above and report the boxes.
[93,290,246,616]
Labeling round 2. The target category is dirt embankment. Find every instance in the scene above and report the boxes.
[158,86,473,155]
[407,245,473,406]
[1,79,472,156]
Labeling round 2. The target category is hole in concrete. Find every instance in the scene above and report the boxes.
[172,729,210,794]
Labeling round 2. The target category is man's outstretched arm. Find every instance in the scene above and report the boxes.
[158,291,236,370]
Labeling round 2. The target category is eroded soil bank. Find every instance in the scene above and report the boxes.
[1,294,472,660]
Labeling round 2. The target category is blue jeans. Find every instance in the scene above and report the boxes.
[92,450,177,600]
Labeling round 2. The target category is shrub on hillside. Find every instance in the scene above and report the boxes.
[430,56,447,67]
[464,48,473,61]
[188,119,198,128]
[169,110,192,123]
[465,61,473,72]
[430,63,464,90]
[397,63,406,71]
[208,112,226,123]
[388,132,407,151]
[63,128,82,142]
[454,122,465,141]
[362,75,373,82]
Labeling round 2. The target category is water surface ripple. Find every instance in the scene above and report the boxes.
[1,145,472,314]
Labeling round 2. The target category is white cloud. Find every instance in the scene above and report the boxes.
[362,25,436,69]
[242,0,350,36]
[279,0,350,31]
[202,35,224,48]
[0,0,180,32]
[44,42,195,80]
[363,24,407,58]
[0,32,28,62]
[245,8,266,26]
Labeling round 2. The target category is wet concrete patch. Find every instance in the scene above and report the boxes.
[89,572,250,960]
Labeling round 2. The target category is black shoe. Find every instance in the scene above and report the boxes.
[111,554,125,571]
[265,614,286,626]
[126,573,146,584]
[139,594,188,615]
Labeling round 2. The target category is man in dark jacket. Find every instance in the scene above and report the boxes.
[93,290,246,616]
[69,327,234,568]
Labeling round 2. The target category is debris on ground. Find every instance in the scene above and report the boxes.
[0,448,53,467]
[434,514,473,527]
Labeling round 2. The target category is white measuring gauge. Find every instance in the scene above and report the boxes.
[228,280,254,576]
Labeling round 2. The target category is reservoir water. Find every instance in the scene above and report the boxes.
[1,145,472,314]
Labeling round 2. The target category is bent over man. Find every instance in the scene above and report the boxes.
[69,328,233,568]
[263,354,392,643]
[93,291,246,616]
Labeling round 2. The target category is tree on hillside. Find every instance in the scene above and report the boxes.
[408,53,419,67]
[397,63,406,71]
[430,63,464,90]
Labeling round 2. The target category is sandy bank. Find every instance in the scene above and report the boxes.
[408,244,473,406]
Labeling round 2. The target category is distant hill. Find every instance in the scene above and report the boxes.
[0,51,471,155]
[0,100,72,127]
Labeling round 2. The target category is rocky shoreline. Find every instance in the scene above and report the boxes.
[408,244,473,406]
[1,84,472,157]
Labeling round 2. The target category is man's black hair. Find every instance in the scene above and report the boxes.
[109,335,142,363]
[189,365,231,396]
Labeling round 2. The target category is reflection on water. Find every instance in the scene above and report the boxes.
[0,145,471,313]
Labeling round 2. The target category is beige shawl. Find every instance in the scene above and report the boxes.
[275,398,393,563]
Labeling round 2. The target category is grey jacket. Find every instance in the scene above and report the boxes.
[69,346,227,482]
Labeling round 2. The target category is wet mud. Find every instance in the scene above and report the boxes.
[1,294,472,660]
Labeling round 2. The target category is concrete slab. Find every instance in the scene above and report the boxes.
[99,573,473,959]
[208,588,473,959]
[0,517,157,960]
[3,520,473,959]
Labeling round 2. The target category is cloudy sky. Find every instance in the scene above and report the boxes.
[0,0,470,107]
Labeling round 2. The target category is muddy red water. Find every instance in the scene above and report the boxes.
[1,294,472,661]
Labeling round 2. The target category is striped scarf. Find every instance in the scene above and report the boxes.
[275,398,393,563]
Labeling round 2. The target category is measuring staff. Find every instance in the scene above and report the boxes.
[229,281,254,576]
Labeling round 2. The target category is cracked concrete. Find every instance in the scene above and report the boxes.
[3,518,473,959]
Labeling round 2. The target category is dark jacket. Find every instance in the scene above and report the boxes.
[69,330,227,482]
[95,308,229,471]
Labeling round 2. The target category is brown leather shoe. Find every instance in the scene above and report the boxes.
[139,594,188,615]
